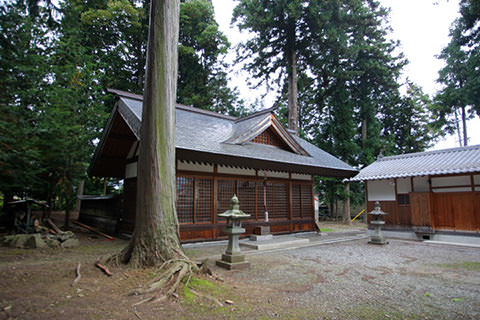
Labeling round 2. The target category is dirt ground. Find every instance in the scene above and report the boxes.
[1,222,479,320]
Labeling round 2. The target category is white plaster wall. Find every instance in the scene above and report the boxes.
[177,161,214,173]
[413,176,430,192]
[218,165,256,176]
[367,180,395,201]
[431,175,470,187]
[396,178,411,194]
[291,173,312,181]
[473,175,480,184]
[432,187,472,193]
[125,162,137,179]
[258,170,289,179]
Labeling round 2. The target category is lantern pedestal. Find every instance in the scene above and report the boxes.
[368,201,389,245]
[216,226,250,270]
[216,195,250,270]
[369,220,388,245]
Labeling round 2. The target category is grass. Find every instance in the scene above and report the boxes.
[319,228,335,232]
[438,261,480,271]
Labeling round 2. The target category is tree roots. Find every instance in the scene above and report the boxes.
[128,258,200,304]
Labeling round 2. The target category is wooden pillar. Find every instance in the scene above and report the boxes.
[213,165,218,239]
[288,173,293,232]
[192,178,196,224]
[343,181,351,225]
[75,179,85,213]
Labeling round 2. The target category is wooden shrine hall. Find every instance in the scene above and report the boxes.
[88,89,357,242]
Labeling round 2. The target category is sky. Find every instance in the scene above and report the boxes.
[211,0,479,150]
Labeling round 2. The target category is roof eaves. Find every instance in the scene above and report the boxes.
[118,99,141,139]
[350,167,480,182]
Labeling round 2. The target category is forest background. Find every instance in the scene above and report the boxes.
[0,0,478,216]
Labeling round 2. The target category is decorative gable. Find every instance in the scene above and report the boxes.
[224,109,310,156]
[252,126,291,151]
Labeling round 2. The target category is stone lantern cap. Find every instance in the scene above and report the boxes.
[368,201,388,216]
[218,195,251,220]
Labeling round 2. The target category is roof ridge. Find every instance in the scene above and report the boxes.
[176,104,237,120]
[379,144,480,161]
[235,106,278,123]
[107,88,143,100]
[107,88,237,121]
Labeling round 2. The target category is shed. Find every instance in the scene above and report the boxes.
[89,89,358,241]
[351,145,480,239]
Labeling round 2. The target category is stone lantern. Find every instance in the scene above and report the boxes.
[216,195,251,270]
[368,201,389,245]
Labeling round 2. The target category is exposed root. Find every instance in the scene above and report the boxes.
[132,296,156,307]
[126,258,224,308]
[72,263,81,287]
[189,288,223,307]
[128,259,199,297]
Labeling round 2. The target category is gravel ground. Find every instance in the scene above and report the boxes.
[1,225,478,320]
[218,238,480,319]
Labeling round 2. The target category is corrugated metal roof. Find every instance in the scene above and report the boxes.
[350,145,480,181]
[95,89,358,178]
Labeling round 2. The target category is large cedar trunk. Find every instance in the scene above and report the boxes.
[121,0,182,267]
[286,20,298,135]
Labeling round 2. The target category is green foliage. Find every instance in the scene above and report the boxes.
[0,0,241,212]
[0,1,53,199]
[382,83,436,155]
[0,0,110,213]
[178,0,246,116]
[234,0,438,206]
[433,0,480,145]
[234,0,435,165]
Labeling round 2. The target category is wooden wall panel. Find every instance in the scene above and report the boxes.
[367,201,398,225]
[409,192,432,227]
[431,192,480,231]
[121,173,314,241]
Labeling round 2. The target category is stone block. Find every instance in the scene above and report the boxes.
[253,225,270,235]
[221,253,246,263]
[61,238,80,248]
[249,234,273,241]
[216,259,250,270]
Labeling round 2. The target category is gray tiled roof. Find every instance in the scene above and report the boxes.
[350,145,480,181]
[109,90,357,177]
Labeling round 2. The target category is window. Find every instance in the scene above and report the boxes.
[177,177,194,223]
[177,176,213,223]
[398,194,410,205]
